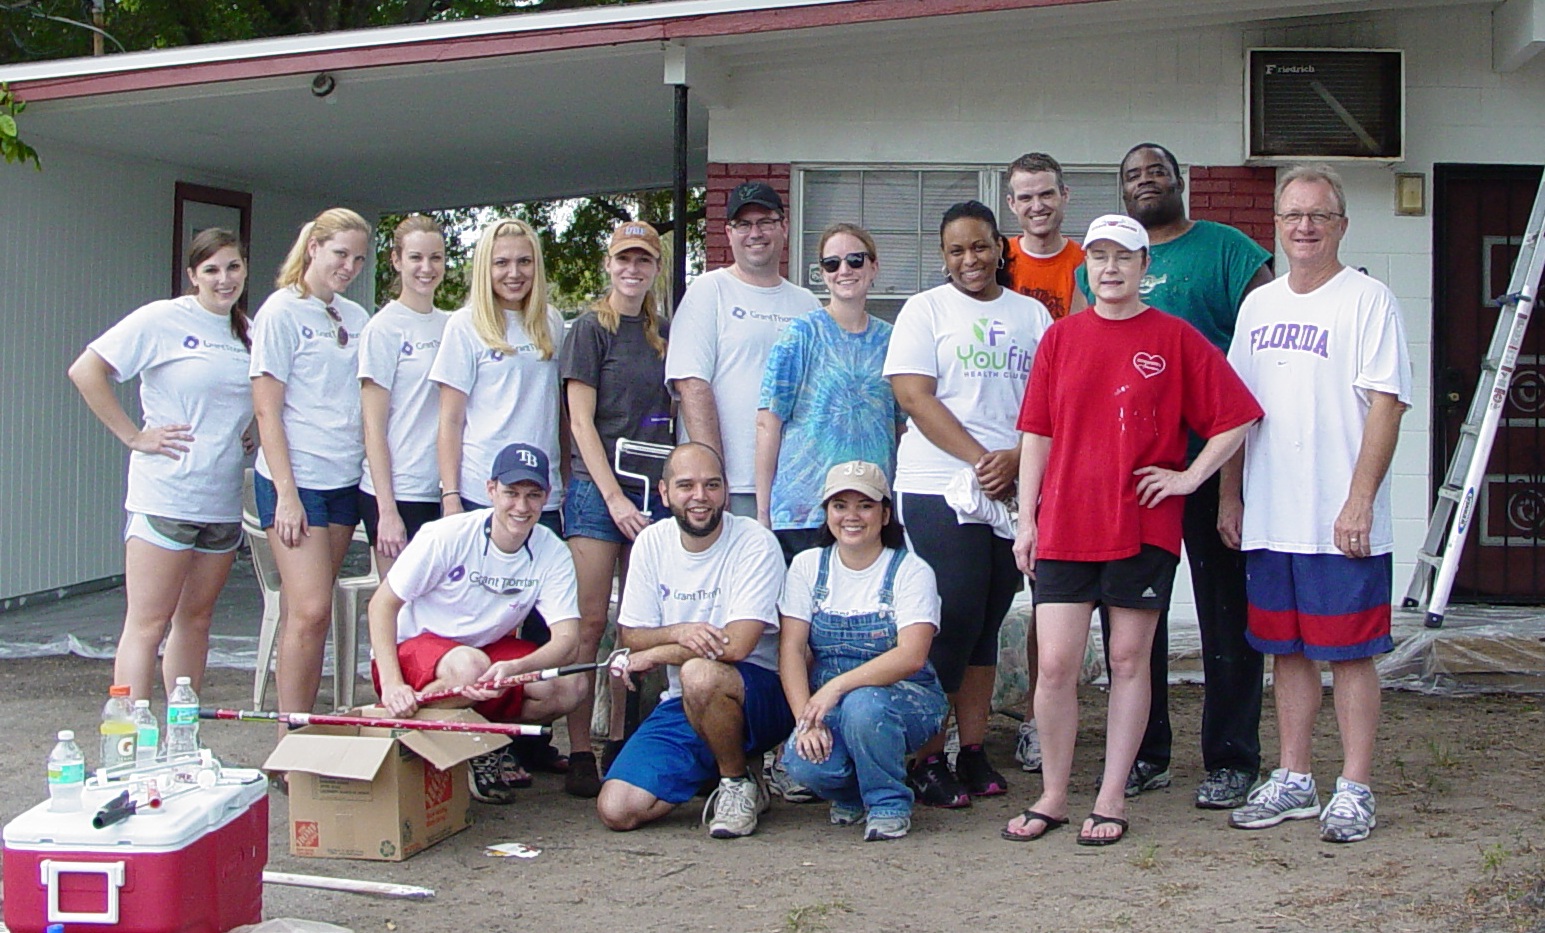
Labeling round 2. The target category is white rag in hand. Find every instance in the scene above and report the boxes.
[943,467,1016,539]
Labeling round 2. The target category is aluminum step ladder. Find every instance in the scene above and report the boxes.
[1402,173,1545,628]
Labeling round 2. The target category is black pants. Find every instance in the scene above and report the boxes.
[1101,473,1262,774]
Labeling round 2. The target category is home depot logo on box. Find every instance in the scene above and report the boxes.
[424,765,453,808]
[294,820,320,849]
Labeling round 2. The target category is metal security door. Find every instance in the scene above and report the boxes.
[1432,164,1545,602]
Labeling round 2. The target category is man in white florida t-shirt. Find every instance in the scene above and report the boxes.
[664,182,819,517]
[1222,166,1412,845]
[596,443,792,839]
[367,443,585,805]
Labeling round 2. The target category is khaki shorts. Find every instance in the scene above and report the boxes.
[125,512,243,554]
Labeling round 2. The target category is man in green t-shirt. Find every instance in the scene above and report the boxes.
[1077,143,1274,811]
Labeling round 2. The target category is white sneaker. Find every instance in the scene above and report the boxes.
[1014,719,1042,773]
[1319,777,1376,843]
[702,774,768,839]
[1229,768,1320,830]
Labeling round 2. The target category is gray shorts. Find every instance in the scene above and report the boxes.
[125,512,243,554]
[726,493,759,519]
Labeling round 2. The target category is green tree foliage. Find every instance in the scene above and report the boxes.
[0,83,39,167]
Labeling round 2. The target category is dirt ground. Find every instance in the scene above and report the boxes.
[2,656,1542,933]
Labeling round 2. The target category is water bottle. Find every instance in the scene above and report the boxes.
[132,699,160,764]
[166,676,200,756]
[99,684,136,769]
[47,730,85,813]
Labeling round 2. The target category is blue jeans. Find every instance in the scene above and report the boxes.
[781,682,947,820]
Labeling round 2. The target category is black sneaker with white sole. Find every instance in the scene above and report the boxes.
[469,748,519,805]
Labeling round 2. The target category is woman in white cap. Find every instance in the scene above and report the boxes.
[68,227,252,700]
[358,214,452,575]
[777,461,948,842]
[557,220,674,797]
[1003,214,1261,846]
[250,207,373,716]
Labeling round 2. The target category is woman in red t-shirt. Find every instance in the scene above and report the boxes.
[1001,214,1260,846]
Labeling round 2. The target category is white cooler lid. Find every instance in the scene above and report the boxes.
[3,768,267,853]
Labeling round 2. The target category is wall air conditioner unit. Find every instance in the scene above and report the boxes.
[1247,49,1404,161]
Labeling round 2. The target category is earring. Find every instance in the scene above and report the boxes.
[997,255,1006,270]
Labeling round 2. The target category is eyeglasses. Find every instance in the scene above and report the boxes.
[324,306,349,347]
[726,216,784,233]
[819,252,872,273]
[1275,211,1344,227]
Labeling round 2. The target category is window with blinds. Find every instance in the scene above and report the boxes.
[795,165,1122,321]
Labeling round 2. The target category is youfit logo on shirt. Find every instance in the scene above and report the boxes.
[956,317,1033,379]
[1247,322,1331,358]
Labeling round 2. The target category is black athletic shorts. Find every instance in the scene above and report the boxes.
[1033,545,1179,611]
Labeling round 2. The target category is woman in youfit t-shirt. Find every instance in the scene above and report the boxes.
[358,214,452,575]
[250,207,372,716]
[69,228,253,701]
[883,200,1052,808]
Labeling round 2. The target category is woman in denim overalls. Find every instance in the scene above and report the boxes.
[779,461,949,841]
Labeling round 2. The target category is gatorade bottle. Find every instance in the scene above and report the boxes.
[99,684,136,770]
[47,730,85,812]
[166,676,200,756]
[132,699,160,764]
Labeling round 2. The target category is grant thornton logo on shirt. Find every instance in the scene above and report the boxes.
[400,339,442,357]
[669,587,721,601]
[183,335,200,350]
[447,565,466,582]
[957,317,1034,379]
[730,306,794,324]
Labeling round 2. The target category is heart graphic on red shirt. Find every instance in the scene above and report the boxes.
[1132,352,1166,379]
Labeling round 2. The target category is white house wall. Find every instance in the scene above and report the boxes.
[0,140,374,603]
[705,3,1545,620]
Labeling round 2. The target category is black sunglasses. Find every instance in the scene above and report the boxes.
[324,306,349,347]
[819,251,871,273]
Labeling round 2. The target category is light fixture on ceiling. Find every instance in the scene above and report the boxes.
[311,73,337,98]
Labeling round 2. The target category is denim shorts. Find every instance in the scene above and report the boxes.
[562,477,654,544]
[253,472,360,530]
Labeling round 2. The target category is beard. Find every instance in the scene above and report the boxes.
[672,502,724,539]
[1127,190,1185,229]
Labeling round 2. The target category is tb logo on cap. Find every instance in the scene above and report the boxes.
[516,449,539,469]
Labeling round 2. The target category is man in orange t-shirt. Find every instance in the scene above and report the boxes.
[1003,152,1085,321]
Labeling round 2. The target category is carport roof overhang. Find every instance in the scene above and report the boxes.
[0,0,1482,209]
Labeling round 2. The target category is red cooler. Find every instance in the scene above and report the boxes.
[2,769,268,932]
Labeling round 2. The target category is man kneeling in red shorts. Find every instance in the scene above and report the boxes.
[368,442,584,804]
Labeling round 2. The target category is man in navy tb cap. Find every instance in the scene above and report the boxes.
[367,443,587,804]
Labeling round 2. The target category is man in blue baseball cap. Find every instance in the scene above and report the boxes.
[367,442,586,804]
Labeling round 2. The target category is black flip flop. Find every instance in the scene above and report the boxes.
[1076,812,1129,846]
[1001,808,1069,842]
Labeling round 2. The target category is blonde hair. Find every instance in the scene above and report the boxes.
[593,259,667,359]
[468,218,554,359]
[275,208,371,297]
[390,213,445,300]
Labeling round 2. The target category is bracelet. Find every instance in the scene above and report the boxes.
[439,489,460,498]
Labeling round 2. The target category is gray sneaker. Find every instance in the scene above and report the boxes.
[829,801,865,826]
[1319,777,1376,843]
[1123,760,1172,798]
[863,814,911,841]
[1014,720,1043,773]
[1195,768,1256,809]
[766,755,818,804]
[1229,768,1321,830]
[702,773,770,839]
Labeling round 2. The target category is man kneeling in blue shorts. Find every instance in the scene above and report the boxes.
[596,443,792,839]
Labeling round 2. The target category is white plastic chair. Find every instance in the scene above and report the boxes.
[244,469,379,711]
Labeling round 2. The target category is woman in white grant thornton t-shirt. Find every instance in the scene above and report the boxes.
[431,218,566,528]
[68,228,253,701]
[884,200,1052,808]
[249,207,373,716]
[358,214,452,576]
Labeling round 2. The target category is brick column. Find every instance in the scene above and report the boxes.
[705,162,793,275]
[1188,166,1278,254]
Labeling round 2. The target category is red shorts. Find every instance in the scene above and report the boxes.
[372,631,539,723]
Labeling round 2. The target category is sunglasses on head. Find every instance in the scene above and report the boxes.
[324,306,349,347]
[819,251,871,273]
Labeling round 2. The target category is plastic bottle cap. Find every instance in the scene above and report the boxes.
[58,730,74,741]
[109,684,131,697]
[134,699,151,708]
[175,676,192,685]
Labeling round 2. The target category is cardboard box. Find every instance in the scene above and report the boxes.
[262,708,506,861]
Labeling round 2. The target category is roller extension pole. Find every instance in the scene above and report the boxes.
[415,648,631,705]
[199,708,549,737]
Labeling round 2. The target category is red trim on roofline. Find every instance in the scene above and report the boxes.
[12,0,1097,102]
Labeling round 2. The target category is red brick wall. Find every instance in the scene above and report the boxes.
[705,162,793,274]
[1188,165,1277,254]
